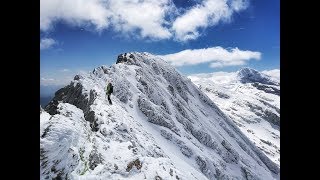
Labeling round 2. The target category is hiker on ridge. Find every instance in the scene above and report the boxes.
[106,81,113,105]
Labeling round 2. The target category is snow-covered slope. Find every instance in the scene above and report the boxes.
[189,68,280,166]
[41,53,279,179]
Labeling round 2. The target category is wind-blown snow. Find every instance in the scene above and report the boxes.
[189,68,280,166]
[41,53,279,179]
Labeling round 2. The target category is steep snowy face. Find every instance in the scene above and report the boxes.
[189,70,280,166]
[41,52,279,180]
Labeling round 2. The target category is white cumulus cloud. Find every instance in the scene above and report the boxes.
[40,0,109,32]
[159,46,261,68]
[40,38,56,50]
[107,0,173,39]
[40,0,250,41]
[172,0,248,41]
[40,0,173,39]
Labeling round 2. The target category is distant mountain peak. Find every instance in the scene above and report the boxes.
[237,67,278,85]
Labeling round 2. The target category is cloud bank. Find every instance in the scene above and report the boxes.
[262,69,280,81]
[159,46,261,68]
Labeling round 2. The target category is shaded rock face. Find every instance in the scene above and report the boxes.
[126,159,142,172]
[45,83,84,115]
[221,140,240,164]
[204,87,230,99]
[241,167,259,180]
[263,109,280,127]
[45,83,96,116]
[116,54,128,64]
[45,83,98,130]
[116,53,136,64]
[252,82,280,96]
[88,149,103,170]
[195,156,216,179]
[246,102,280,127]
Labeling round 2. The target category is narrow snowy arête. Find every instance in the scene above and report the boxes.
[40,52,280,179]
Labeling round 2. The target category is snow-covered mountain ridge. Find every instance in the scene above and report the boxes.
[189,68,280,166]
[41,53,279,179]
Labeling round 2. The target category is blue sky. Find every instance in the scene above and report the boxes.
[40,0,279,96]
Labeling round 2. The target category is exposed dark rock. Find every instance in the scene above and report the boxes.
[195,156,217,179]
[179,145,193,157]
[88,150,103,170]
[116,53,135,64]
[167,85,175,96]
[262,109,280,127]
[196,156,207,174]
[160,130,173,140]
[203,87,230,99]
[74,74,83,80]
[126,159,142,172]
[221,140,239,164]
[241,166,259,180]
[45,83,98,131]
[246,102,280,127]
[191,130,218,150]
[252,82,280,96]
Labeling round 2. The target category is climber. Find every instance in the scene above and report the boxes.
[105,81,114,105]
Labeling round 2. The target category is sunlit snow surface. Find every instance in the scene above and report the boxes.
[41,53,279,179]
[189,69,280,166]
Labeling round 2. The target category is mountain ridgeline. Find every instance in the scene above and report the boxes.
[41,52,279,179]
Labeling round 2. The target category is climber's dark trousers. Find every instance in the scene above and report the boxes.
[107,94,112,105]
